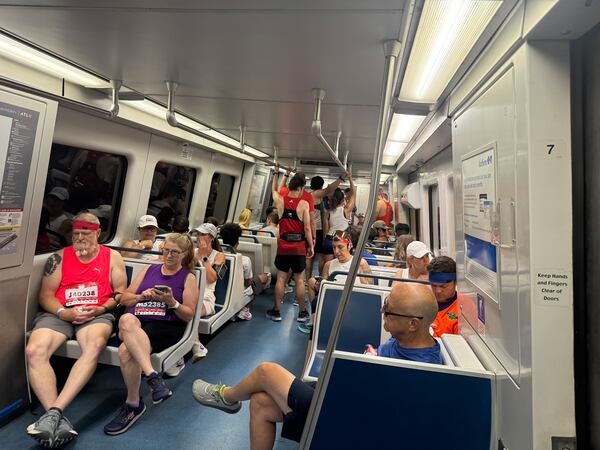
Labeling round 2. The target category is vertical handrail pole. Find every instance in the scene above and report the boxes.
[299,39,401,448]
[343,150,350,171]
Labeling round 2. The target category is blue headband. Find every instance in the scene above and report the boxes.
[428,272,456,283]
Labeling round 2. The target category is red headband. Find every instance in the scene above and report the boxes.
[72,220,100,231]
[334,237,352,249]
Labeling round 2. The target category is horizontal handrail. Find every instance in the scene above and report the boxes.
[105,245,162,256]
[327,270,430,286]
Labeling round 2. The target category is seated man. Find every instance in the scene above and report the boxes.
[371,220,389,247]
[191,282,439,449]
[121,215,162,260]
[258,212,279,238]
[25,212,127,447]
[394,222,410,238]
[428,255,465,337]
[219,223,271,321]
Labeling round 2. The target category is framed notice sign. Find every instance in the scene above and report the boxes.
[461,144,499,302]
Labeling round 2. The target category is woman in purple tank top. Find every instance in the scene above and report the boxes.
[104,233,198,435]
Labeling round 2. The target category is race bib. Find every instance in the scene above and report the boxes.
[134,301,167,317]
[65,283,99,307]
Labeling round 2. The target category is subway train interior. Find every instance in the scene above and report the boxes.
[0,1,599,449]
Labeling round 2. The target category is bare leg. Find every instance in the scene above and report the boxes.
[250,392,284,450]
[319,254,333,275]
[294,271,306,311]
[305,257,314,284]
[274,270,287,310]
[53,322,111,410]
[25,329,68,410]
[307,277,317,303]
[117,314,154,376]
[223,362,294,414]
[118,343,142,404]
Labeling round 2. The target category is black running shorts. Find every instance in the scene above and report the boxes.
[275,254,306,274]
[281,378,317,442]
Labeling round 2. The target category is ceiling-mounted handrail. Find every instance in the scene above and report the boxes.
[107,79,121,118]
[311,88,347,171]
[343,149,350,170]
[300,39,401,447]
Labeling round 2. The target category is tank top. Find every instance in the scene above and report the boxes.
[376,199,392,226]
[55,245,113,308]
[129,264,189,322]
[277,195,307,256]
[203,249,219,305]
[328,206,349,236]
[134,239,162,261]
[328,257,363,285]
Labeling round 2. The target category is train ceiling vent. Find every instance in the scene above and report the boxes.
[299,159,339,167]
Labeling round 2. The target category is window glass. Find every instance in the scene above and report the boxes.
[246,170,269,224]
[205,173,235,224]
[147,162,196,231]
[428,184,440,254]
[36,144,127,254]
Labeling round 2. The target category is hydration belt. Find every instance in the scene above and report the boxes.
[281,232,305,243]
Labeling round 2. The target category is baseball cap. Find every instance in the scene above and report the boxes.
[406,241,431,259]
[372,220,388,230]
[195,223,218,238]
[48,187,69,201]
[138,215,158,228]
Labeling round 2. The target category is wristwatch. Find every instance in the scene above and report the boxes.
[202,256,208,263]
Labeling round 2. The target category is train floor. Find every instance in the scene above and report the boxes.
[0,289,309,449]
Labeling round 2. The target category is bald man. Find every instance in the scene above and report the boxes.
[191,282,442,449]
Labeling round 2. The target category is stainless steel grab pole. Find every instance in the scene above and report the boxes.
[311,88,347,171]
[299,39,401,448]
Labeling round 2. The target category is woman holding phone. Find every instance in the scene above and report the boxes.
[104,233,198,436]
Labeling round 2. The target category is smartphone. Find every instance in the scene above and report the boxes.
[154,285,169,293]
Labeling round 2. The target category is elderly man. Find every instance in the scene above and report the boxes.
[191,282,439,449]
[25,212,127,447]
[428,256,466,337]
[121,215,162,260]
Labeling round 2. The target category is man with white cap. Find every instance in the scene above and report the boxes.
[393,241,431,283]
[43,187,71,249]
[122,215,162,261]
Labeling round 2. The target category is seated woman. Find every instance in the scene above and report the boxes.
[192,223,226,361]
[237,208,252,235]
[393,240,431,282]
[103,233,199,435]
[387,234,415,267]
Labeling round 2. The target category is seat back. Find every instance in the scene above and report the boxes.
[254,235,277,274]
[236,240,264,280]
[213,258,232,307]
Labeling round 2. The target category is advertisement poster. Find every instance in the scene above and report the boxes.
[462,146,498,301]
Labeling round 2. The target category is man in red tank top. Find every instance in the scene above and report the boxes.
[268,165,314,323]
[375,191,393,227]
[26,212,127,447]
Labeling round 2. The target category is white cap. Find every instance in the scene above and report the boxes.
[138,215,158,228]
[406,241,431,259]
[48,187,69,201]
[194,223,218,238]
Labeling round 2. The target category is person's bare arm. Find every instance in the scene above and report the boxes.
[344,173,357,217]
[359,258,373,284]
[300,201,314,258]
[312,176,344,200]
[38,252,65,315]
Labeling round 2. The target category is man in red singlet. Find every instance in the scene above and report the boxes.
[268,166,314,323]
[25,212,127,447]
[375,191,393,227]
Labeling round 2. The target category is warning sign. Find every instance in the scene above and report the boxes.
[534,270,571,307]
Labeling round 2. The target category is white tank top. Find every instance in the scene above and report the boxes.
[329,257,362,285]
[135,239,162,261]
[203,249,219,304]
[328,207,348,236]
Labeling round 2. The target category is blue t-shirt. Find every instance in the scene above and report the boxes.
[377,337,442,365]
[362,251,378,266]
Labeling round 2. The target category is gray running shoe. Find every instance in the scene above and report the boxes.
[192,379,242,414]
[53,415,78,447]
[26,409,61,448]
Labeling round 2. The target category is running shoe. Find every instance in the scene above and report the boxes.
[103,400,146,435]
[237,306,252,321]
[297,310,310,323]
[146,372,172,404]
[265,308,281,322]
[53,415,78,447]
[192,342,208,363]
[164,358,185,377]
[26,409,62,448]
[297,322,313,334]
[192,379,242,414]
[284,285,293,294]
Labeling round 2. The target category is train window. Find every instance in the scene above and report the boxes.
[205,172,235,224]
[36,144,127,254]
[428,184,441,254]
[246,170,270,224]
[147,162,196,231]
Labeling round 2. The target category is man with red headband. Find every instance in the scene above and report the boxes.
[25,212,127,448]
[427,256,465,337]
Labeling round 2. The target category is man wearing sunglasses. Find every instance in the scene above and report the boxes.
[427,256,464,337]
[191,281,440,449]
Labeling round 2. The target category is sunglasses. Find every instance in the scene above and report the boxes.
[332,230,349,241]
[381,296,423,319]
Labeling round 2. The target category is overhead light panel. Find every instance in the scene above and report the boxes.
[399,0,502,102]
[0,33,109,88]
[242,146,270,159]
[388,114,426,143]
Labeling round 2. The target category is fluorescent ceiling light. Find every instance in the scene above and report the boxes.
[400,0,502,102]
[0,33,108,88]
[242,146,270,159]
[388,113,426,144]
[383,155,400,166]
[123,99,167,119]
[384,141,408,157]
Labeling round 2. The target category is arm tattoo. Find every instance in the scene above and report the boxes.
[44,253,62,277]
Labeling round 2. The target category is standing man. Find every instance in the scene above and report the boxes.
[121,215,162,260]
[375,191,392,227]
[25,212,127,447]
[268,165,314,323]
[428,256,465,337]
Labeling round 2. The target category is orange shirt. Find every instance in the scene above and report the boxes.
[431,292,466,337]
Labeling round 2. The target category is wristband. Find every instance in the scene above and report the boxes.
[169,302,180,310]
[55,307,65,318]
